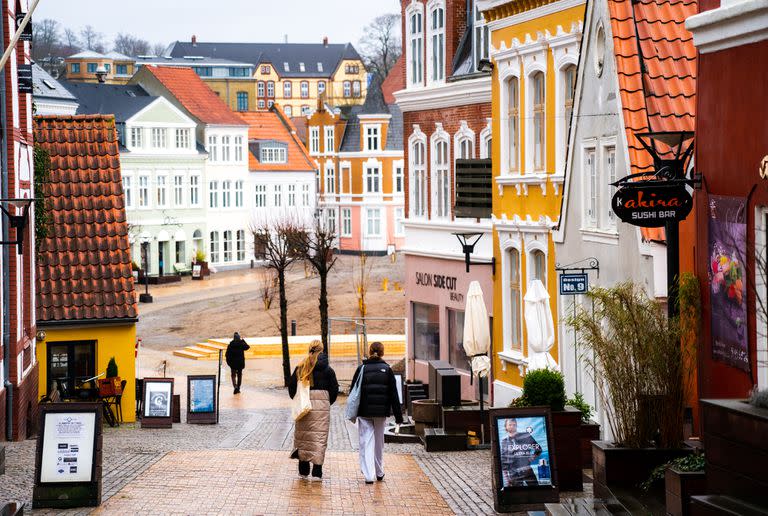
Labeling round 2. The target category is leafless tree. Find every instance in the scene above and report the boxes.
[63,28,81,51]
[353,253,374,318]
[80,25,104,51]
[258,268,276,310]
[251,218,304,387]
[295,219,338,353]
[358,13,401,81]
[152,42,167,57]
[114,33,150,57]
[31,19,61,61]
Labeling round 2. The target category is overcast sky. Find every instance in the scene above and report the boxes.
[35,0,401,49]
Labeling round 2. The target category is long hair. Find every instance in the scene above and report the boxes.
[297,340,324,385]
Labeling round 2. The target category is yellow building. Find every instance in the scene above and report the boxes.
[165,38,368,117]
[478,0,584,404]
[33,114,139,422]
[64,51,137,84]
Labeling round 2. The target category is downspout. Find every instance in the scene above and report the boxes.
[1,4,13,441]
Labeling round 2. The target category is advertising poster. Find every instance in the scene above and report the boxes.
[144,381,172,418]
[496,416,552,488]
[40,412,96,483]
[190,377,215,413]
[708,195,750,372]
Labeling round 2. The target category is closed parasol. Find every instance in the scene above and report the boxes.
[524,279,559,371]
[463,281,491,445]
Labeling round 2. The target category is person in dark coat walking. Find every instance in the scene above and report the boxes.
[225,332,250,394]
[351,341,403,484]
[289,340,339,479]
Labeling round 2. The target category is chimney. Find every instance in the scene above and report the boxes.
[191,35,197,47]
[323,36,328,47]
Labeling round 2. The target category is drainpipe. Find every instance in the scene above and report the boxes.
[0,3,13,441]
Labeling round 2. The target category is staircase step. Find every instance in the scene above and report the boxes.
[197,341,226,351]
[185,346,218,355]
[691,496,768,516]
[173,349,206,359]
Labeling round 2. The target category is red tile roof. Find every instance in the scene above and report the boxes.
[608,0,697,242]
[382,55,405,105]
[34,115,138,323]
[141,66,246,126]
[239,109,315,172]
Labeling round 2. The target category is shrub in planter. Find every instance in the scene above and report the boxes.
[640,452,706,516]
[99,357,122,396]
[522,368,566,411]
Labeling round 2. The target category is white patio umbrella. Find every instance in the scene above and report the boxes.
[463,281,491,445]
[524,279,559,371]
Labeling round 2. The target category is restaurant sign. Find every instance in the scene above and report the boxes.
[611,182,693,228]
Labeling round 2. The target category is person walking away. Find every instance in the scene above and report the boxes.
[289,340,339,479]
[225,332,250,394]
[351,341,403,484]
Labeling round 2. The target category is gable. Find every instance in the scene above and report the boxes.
[129,97,195,125]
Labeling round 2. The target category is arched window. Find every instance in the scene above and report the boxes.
[283,81,292,98]
[508,248,522,352]
[409,6,424,85]
[563,65,577,140]
[432,134,450,219]
[429,3,445,83]
[410,135,427,218]
[532,72,546,171]
[457,137,472,159]
[257,81,265,97]
[507,77,519,171]
[530,248,546,286]
[300,81,309,98]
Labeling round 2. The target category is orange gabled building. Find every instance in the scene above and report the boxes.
[305,74,405,254]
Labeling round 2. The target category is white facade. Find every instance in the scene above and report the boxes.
[249,170,316,229]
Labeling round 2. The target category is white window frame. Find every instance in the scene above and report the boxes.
[210,231,220,262]
[343,81,351,97]
[341,207,352,237]
[526,239,548,289]
[324,126,335,154]
[235,136,244,162]
[283,81,292,98]
[325,161,335,194]
[222,180,232,208]
[223,230,233,262]
[138,175,150,208]
[222,136,231,161]
[209,180,219,208]
[582,142,598,228]
[430,123,451,219]
[151,127,167,149]
[130,127,143,149]
[309,127,320,155]
[395,207,405,237]
[364,159,382,194]
[366,208,382,236]
[479,118,492,159]
[473,1,490,71]
[300,81,309,98]
[173,174,185,207]
[175,128,190,149]
[156,173,168,208]
[454,122,476,161]
[190,174,200,206]
[364,124,381,152]
[274,184,282,207]
[255,184,267,207]
[301,183,310,206]
[208,135,218,162]
[237,230,246,261]
[122,173,133,208]
[427,0,446,85]
[601,139,618,231]
[393,160,405,195]
[498,61,522,175]
[500,238,524,354]
[326,208,337,233]
[528,69,546,172]
[406,1,425,87]
[288,184,296,206]
[409,126,428,219]
[235,180,244,207]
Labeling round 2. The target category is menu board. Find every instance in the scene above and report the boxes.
[190,377,215,413]
[40,412,96,483]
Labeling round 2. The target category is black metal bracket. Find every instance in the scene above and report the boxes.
[453,232,496,276]
[0,198,33,254]
[555,257,600,278]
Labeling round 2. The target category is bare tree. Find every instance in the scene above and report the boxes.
[114,33,150,57]
[296,220,338,353]
[63,28,81,51]
[358,13,402,81]
[31,19,61,61]
[80,25,104,51]
[152,42,167,57]
[258,268,276,310]
[353,254,374,318]
[252,218,303,386]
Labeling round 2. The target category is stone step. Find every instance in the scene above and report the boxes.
[198,341,227,351]
[172,349,207,359]
[185,346,218,356]
[691,495,768,516]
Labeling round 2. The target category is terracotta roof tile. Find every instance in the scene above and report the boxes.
[34,114,138,323]
[239,109,315,172]
[381,55,405,105]
[142,66,246,126]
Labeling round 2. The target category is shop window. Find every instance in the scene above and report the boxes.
[448,309,470,372]
[413,303,440,361]
[47,341,96,396]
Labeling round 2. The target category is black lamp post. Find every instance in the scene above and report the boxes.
[138,240,153,303]
[453,232,495,274]
[0,198,33,254]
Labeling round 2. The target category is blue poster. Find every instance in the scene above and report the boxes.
[190,378,215,413]
[497,416,552,487]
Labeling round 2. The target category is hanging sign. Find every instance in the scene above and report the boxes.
[559,273,588,295]
[16,12,33,41]
[18,64,33,94]
[611,182,693,227]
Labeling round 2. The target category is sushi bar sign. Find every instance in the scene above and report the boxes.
[611,179,693,228]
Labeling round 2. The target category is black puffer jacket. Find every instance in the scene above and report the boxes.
[288,353,339,405]
[225,337,250,370]
[351,357,403,423]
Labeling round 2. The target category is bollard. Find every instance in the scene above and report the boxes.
[291,320,297,336]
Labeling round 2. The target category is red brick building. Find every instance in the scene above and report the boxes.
[1,0,38,443]
[394,0,493,399]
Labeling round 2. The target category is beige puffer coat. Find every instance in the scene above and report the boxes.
[293,390,330,465]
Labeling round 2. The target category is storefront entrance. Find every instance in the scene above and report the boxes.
[46,340,96,396]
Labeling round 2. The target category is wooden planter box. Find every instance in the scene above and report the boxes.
[592,440,692,498]
[98,377,123,397]
[700,399,768,507]
[665,466,706,516]
[580,420,601,469]
[551,406,584,491]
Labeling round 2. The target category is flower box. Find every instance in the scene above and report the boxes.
[98,377,123,397]
[665,466,706,516]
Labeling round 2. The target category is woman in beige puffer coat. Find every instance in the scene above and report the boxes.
[288,341,339,479]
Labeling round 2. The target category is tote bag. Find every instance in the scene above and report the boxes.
[345,365,365,423]
[291,380,312,421]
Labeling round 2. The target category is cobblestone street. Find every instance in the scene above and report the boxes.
[0,392,509,515]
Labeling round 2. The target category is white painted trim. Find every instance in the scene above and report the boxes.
[580,228,619,245]
[357,114,392,121]
[426,0,447,86]
[430,122,451,220]
[480,118,492,159]
[686,0,768,54]
[393,76,492,112]
[337,150,403,159]
[453,121,476,160]
[481,0,586,32]
[405,0,425,88]
[493,214,556,233]
[408,125,429,219]
[404,219,493,232]
[499,238,525,356]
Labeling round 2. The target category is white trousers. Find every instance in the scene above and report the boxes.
[357,417,386,482]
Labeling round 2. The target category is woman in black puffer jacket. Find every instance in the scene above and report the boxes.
[351,341,403,484]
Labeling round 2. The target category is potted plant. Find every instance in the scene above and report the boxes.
[643,452,706,516]
[192,249,209,279]
[567,282,694,497]
[567,392,601,469]
[98,357,123,397]
[509,368,584,491]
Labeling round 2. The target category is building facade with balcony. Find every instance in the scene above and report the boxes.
[307,74,405,254]
[395,0,494,399]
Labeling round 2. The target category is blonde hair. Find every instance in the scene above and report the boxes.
[369,341,384,359]
[297,340,324,385]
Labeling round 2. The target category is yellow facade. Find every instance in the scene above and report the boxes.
[202,78,258,112]
[485,0,585,395]
[36,323,137,422]
[64,56,136,84]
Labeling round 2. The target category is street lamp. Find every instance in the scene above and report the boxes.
[453,232,495,275]
[0,198,33,254]
[139,239,153,303]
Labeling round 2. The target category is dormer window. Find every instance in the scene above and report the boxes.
[283,62,290,72]
[473,2,490,71]
[299,62,305,72]
[260,143,288,163]
[317,62,323,72]
[365,125,380,151]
